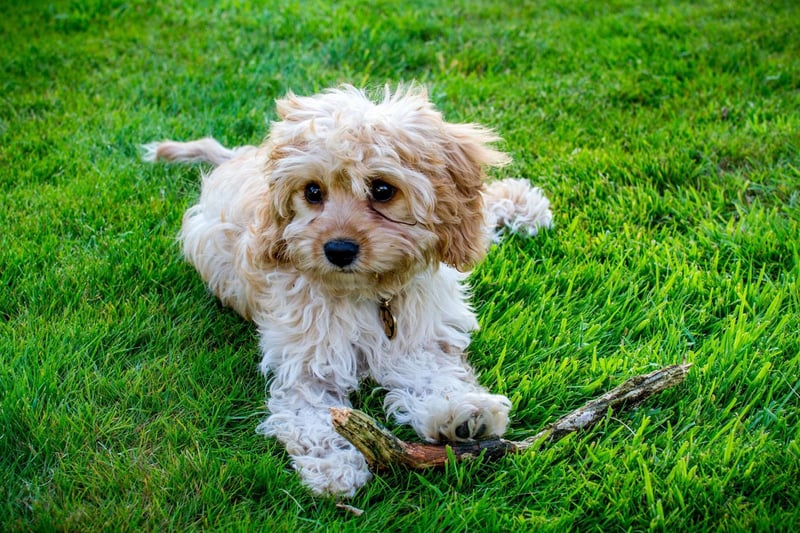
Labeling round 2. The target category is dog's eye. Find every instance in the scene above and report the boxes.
[304,182,323,204]
[370,180,396,203]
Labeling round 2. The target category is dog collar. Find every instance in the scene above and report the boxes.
[378,298,396,340]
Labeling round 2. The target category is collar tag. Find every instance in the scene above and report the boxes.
[378,298,397,340]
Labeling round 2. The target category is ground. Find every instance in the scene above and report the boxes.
[1,0,799,530]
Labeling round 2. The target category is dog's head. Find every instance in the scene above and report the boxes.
[254,85,508,294]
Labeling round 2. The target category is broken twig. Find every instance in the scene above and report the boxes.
[331,363,691,470]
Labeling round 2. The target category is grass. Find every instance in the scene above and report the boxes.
[1,0,799,530]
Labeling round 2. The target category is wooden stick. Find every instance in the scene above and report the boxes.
[331,363,691,470]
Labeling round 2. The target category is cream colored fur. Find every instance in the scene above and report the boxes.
[144,85,552,497]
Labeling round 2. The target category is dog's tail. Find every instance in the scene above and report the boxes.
[483,178,553,239]
[141,137,254,167]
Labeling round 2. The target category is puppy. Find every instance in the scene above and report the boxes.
[144,85,552,497]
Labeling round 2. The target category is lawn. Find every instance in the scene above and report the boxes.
[2,0,799,530]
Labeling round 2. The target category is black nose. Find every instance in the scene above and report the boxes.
[323,239,360,268]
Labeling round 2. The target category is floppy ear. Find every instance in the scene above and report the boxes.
[248,143,295,268]
[431,122,510,271]
[251,197,289,266]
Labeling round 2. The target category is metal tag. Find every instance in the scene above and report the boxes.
[379,299,397,340]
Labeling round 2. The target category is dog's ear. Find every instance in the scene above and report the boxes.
[252,203,289,266]
[431,122,509,271]
[247,145,296,267]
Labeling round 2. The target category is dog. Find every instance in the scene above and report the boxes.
[144,85,552,497]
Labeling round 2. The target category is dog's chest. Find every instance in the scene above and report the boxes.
[257,269,477,382]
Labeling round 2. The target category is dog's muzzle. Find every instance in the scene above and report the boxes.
[323,239,360,268]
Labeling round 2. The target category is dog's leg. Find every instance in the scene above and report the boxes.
[375,350,511,443]
[257,381,372,497]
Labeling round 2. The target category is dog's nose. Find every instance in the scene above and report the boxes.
[323,239,360,268]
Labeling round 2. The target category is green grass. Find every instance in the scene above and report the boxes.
[2,0,799,530]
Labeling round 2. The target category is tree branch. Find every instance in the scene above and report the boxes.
[331,363,691,470]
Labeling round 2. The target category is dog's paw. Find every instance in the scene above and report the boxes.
[292,449,372,498]
[423,392,511,443]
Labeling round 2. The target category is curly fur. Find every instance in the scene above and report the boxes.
[143,85,552,497]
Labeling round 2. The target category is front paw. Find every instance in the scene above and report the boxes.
[293,450,372,498]
[425,392,511,443]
